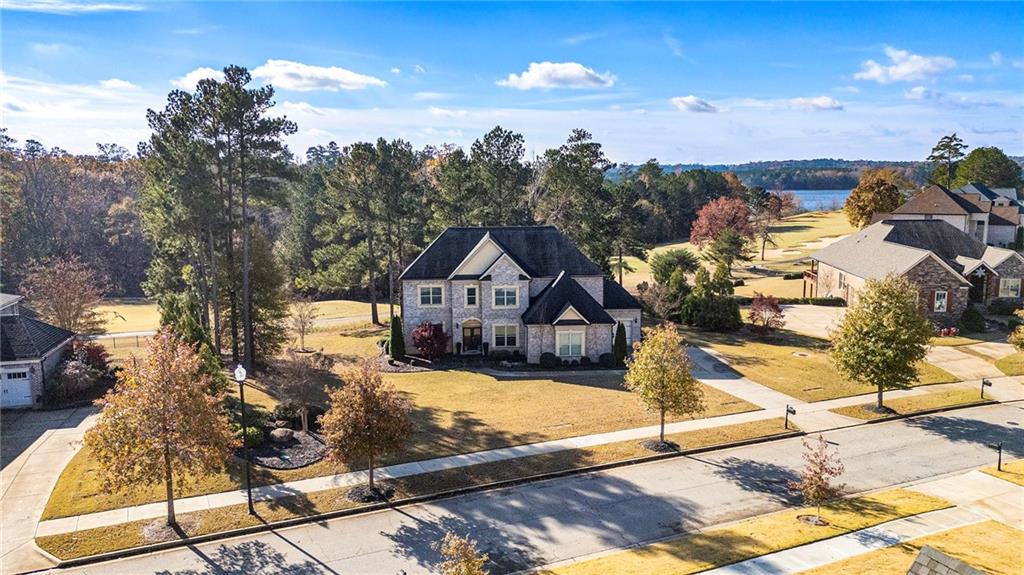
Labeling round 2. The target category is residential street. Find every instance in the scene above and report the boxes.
[42,402,1024,575]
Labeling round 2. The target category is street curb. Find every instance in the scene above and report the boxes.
[28,399,1015,572]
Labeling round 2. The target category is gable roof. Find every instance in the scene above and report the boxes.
[400,226,603,280]
[894,185,981,216]
[1,315,74,362]
[811,220,986,284]
[602,278,642,309]
[522,272,615,325]
[0,293,22,311]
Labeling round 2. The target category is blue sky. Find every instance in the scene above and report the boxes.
[2,1,1022,163]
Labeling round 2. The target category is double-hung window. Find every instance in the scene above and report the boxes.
[493,324,517,347]
[999,278,1021,298]
[464,286,478,307]
[493,286,517,308]
[419,286,443,307]
[933,290,948,312]
[557,331,584,357]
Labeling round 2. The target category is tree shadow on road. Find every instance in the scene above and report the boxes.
[701,456,802,505]
[903,414,1024,459]
[155,540,327,575]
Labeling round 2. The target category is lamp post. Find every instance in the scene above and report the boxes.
[235,364,255,516]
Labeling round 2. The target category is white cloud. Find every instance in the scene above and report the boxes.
[904,86,938,100]
[670,95,717,113]
[413,91,451,101]
[497,61,616,90]
[251,59,387,92]
[390,67,401,75]
[990,51,1003,65]
[789,96,843,111]
[564,32,604,46]
[173,25,221,36]
[277,101,325,116]
[31,42,67,56]
[99,78,138,90]
[663,32,684,58]
[171,67,223,90]
[1,0,144,13]
[428,106,467,119]
[854,46,956,84]
[835,86,860,94]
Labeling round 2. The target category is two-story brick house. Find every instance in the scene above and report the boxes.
[399,226,642,363]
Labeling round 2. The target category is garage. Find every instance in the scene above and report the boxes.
[1,368,34,408]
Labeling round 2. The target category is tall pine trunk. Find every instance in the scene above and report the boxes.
[366,219,380,326]
[240,143,254,370]
[209,228,222,354]
[618,246,624,285]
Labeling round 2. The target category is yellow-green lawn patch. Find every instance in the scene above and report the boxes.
[37,418,793,560]
[545,488,950,575]
[794,520,1022,575]
[830,388,987,421]
[995,352,1024,376]
[981,459,1024,487]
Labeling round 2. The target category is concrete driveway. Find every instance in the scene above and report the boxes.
[780,304,845,339]
[1,406,97,574]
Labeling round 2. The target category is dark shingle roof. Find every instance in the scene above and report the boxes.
[894,185,981,216]
[1,315,74,362]
[522,273,615,325]
[602,279,642,309]
[882,219,987,265]
[400,226,603,280]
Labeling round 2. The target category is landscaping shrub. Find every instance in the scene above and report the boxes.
[239,426,264,448]
[749,292,786,337]
[412,322,447,359]
[389,316,405,359]
[1009,315,1023,331]
[579,356,592,366]
[733,296,846,307]
[782,272,804,280]
[649,249,699,284]
[570,359,579,367]
[490,349,512,361]
[47,358,104,402]
[598,353,617,368]
[958,307,986,333]
[74,340,112,373]
[988,300,1021,316]
[680,294,743,332]
[732,279,745,287]
[539,352,560,369]
[613,322,628,365]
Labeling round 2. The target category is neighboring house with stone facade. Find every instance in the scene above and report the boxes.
[0,293,75,408]
[873,183,1023,248]
[399,226,642,363]
[805,220,1023,326]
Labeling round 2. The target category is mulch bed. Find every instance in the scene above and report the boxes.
[249,430,326,469]
[641,439,680,453]
[346,483,395,503]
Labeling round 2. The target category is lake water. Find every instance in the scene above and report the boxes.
[787,189,851,211]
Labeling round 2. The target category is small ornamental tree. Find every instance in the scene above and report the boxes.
[690,196,754,248]
[749,293,786,337]
[320,360,414,497]
[436,531,490,575]
[19,255,108,334]
[390,316,406,359]
[272,350,335,433]
[788,435,846,524]
[412,322,447,359]
[625,323,705,448]
[84,327,237,526]
[290,298,319,351]
[649,248,700,285]
[613,322,628,365]
[830,274,933,410]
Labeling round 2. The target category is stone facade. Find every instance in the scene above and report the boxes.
[403,265,638,363]
[904,257,970,327]
[988,254,1024,305]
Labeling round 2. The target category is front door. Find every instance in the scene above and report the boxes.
[462,327,482,352]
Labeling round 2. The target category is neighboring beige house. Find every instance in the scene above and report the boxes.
[806,220,1023,326]
[876,182,1023,247]
[0,293,75,408]
[399,226,642,363]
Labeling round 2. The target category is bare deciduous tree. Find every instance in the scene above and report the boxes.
[19,255,108,334]
[290,299,319,351]
[788,434,846,524]
[272,350,334,433]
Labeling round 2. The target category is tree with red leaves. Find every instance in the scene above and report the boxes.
[788,435,846,524]
[689,196,754,248]
[412,322,447,359]
[749,292,786,337]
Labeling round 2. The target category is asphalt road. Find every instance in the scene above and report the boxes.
[45,402,1024,575]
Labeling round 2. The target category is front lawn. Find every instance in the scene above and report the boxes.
[995,352,1024,376]
[794,520,1022,575]
[981,459,1024,487]
[830,388,989,421]
[44,366,757,519]
[682,327,958,402]
[37,417,794,560]
[545,488,950,575]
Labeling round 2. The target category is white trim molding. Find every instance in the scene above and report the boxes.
[464,284,479,307]
[491,323,519,348]
[556,329,585,358]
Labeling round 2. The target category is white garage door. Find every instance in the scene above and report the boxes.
[1,369,33,408]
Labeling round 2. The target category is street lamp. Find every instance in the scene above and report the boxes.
[235,364,255,516]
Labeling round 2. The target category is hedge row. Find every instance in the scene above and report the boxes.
[733,296,846,307]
